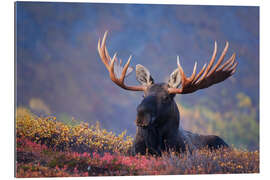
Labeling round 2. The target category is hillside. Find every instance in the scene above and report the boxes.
[16,108,259,177]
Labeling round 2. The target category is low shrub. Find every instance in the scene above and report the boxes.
[15,108,259,177]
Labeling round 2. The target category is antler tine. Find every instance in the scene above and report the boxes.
[174,56,198,93]
[97,39,104,63]
[190,61,197,82]
[227,61,238,72]
[176,56,188,91]
[177,56,186,79]
[97,31,146,91]
[101,31,108,51]
[230,63,238,75]
[193,63,207,84]
[108,53,120,84]
[177,56,197,82]
[196,41,218,84]
[168,41,237,94]
[101,31,111,67]
[120,55,132,82]
[217,53,236,71]
[207,41,229,76]
[97,35,109,70]
[104,45,111,65]
[224,54,237,71]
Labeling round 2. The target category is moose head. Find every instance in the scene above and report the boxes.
[97,31,237,155]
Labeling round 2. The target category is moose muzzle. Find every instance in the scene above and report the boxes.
[136,96,157,127]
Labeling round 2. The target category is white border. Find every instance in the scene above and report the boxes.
[6,0,262,6]
[1,0,269,180]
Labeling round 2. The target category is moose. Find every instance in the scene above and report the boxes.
[97,31,238,155]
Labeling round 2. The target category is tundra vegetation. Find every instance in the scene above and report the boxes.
[16,108,259,177]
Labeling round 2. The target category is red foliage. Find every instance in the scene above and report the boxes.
[16,135,259,177]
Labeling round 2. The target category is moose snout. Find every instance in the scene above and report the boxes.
[136,112,152,127]
[136,96,157,127]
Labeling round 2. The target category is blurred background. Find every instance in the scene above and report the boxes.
[15,2,259,150]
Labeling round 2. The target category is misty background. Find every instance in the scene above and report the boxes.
[15,2,259,150]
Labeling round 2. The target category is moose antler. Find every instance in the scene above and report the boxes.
[97,31,146,91]
[168,41,238,94]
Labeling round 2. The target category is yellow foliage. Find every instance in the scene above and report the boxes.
[16,107,133,153]
[236,92,252,108]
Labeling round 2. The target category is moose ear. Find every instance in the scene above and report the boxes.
[136,64,154,86]
[168,68,182,88]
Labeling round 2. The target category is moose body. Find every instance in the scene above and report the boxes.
[133,83,228,155]
[97,31,237,155]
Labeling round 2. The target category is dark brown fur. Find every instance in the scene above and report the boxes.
[132,83,228,155]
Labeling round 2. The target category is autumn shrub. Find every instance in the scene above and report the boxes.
[16,136,165,177]
[159,148,259,174]
[16,107,133,154]
[16,136,259,177]
[15,107,259,177]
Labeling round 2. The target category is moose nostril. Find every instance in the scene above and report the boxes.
[136,112,151,127]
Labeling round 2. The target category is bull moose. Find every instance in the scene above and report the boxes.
[97,31,237,155]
